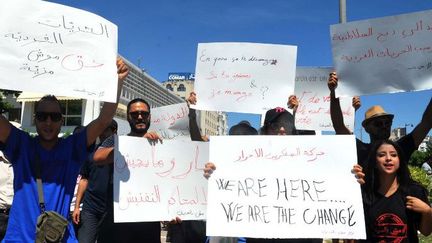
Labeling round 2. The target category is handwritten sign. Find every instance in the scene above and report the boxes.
[294,67,355,131]
[192,42,297,114]
[151,103,190,140]
[0,0,118,102]
[331,9,432,97]
[113,136,209,222]
[207,135,366,239]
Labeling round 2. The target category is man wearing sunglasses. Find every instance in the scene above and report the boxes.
[93,97,161,243]
[328,72,432,168]
[0,57,129,242]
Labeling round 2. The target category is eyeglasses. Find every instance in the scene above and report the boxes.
[35,112,63,122]
[129,111,150,120]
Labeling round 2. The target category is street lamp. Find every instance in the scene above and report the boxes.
[404,123,413,135]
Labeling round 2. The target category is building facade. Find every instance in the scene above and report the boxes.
[13,56,184,135]
[162,72,228,136]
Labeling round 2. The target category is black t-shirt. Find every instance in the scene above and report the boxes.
[363,184,429,243]
[356,133,416,167]
[80,151,113,215]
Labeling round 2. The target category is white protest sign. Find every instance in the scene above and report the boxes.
[0,0,118,102]
[207,135,366,239]
[294,67,355,131]
[113,136,209,222]
[192,42,297,114]
[331,9,432,97]
[151,103,190,140]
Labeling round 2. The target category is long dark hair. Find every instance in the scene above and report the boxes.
[362,139,414,205]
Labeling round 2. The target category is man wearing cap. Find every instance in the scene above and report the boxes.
[328,72,432,167]
[72,120,118,243]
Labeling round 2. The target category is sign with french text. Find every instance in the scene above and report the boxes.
[192,42,297,114]
[294,67,355,131]
[0,0,118,102]
[331,9,432,97]
[113,136,209,222]
[207,135,366,239]
[151,103,190,140]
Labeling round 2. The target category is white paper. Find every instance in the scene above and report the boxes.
[192,42,297,114]
[0,0,118,102]
[207,135,366,239]
[294,67,355,131]
[151,103,190,140]
[331,9,432,97]
[113,136,209,222]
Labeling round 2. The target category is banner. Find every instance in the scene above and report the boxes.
[192,42,297,114]
[114,136,209,222]
[294,67,355,131]
[331,9,432,97]
[207,135,366,239]
[0,0,118,102]
[151,103,190,140]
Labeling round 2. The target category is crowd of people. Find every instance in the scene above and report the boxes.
[0,56,431,243]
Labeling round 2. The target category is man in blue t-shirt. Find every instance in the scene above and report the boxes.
[0,58,128,242]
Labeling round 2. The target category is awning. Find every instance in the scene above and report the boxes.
[16,92,81,102]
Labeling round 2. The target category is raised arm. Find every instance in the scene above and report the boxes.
[328,72,352,135]
[85,58,128,147]
[0,113,12,144]
[187,91,204,141]
[410,98,432,148]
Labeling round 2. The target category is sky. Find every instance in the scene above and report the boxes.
[50,0,432,141]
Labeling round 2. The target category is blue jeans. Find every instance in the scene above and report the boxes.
[77,210,106,243]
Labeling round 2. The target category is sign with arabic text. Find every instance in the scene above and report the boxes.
[0,0,118,102]
[207,135,366,239]
[151,103,190,140]
[192,42,297,114]
[294,67,355,131]
[113,136,209,222]
[331,9,432,97]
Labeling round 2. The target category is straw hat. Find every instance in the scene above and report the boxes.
[361,105,394,127]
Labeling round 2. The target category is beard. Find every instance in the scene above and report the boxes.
[129,120,151,135]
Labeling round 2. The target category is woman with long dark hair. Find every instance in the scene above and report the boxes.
[362,139,432,242]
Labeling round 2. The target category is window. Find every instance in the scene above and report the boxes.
[177,84,186,92]
[166,84,173,91]
[59,100,82,126]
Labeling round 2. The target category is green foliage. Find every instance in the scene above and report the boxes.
[61,130,72,138]
[0,89,21,113]
[409,165,432,201]
[409,150,428,167]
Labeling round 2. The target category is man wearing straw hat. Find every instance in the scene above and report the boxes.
[328,72,432,168]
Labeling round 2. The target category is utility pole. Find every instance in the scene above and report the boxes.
[339,0,347,23]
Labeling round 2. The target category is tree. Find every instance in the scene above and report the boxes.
[0,89,21,114]
[409,150,428,167]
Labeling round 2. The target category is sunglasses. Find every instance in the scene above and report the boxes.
[129,111,150,120]
[371,118,392,128]
[35,112,63,122]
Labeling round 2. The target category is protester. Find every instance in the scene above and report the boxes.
[362,139,432,242]
[166,91,208,243]
[73,120,118,243]
[93,98,161,243]
[0,57,128,242]
[0,151,12,241]
[328,72,432,167]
